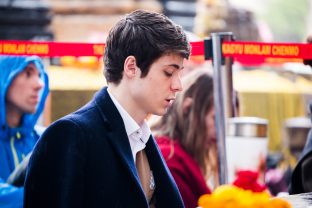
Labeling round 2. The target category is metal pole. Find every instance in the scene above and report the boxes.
[210,32,234,185]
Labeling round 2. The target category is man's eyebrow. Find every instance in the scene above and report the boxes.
[24,65,36,71]
[167,64,184,70]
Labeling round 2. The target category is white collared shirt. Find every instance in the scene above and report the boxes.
[107,89,151,162]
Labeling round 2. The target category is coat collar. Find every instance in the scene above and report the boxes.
[93,87,147,202]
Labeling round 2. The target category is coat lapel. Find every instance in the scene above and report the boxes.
[93,88,145,197]
[145,135,184,207]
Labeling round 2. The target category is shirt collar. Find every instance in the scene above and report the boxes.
[134,121,151,144]
[107,88,151,143]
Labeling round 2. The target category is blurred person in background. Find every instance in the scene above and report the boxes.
[0,56,49,207]
[289,35,312,194]
[151,68,218,208]
[24,10,190,208]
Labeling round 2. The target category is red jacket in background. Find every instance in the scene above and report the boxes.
[157,136,211,208]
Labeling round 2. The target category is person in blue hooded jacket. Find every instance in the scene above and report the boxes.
[0,55,49,207]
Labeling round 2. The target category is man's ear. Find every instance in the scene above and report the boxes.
[124,56,139,78]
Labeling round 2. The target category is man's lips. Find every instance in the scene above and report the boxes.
[165,98,175,106]
[29,95,39,104]
[166,97,175,102]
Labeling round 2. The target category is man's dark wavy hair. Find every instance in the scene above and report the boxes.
[104,10,191,84]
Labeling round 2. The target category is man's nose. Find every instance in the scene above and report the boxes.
[171,75,183,92]
[33,76,44,91]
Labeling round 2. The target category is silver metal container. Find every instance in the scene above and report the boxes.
[284,117,311,159]
[226,117,268,182]
[227,117,268,138]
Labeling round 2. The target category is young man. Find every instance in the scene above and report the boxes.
[24,10,190,207]
[0,56,49,207]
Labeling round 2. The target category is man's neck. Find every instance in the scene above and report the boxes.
[108,85,146,125]
[6,105,22,128]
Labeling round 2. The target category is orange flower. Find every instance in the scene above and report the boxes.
[267,198,292,208]
[198,185,291,208]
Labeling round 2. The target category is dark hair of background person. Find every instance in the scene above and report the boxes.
[152,69,217,180]
[104,9,191,84]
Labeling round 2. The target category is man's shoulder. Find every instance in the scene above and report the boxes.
[47,88,116,134]
[59,105,100,129]
[52,100,110,132]
[69,87,113,121]
[33,125,47,137]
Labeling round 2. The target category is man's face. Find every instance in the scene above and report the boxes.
[131,53,184,116]
[6,63,44,114]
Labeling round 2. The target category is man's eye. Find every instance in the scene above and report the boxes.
[164,71,173,77]
[25,70,32,77]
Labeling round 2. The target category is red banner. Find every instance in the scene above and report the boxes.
[0,40,105,57]
[222,41,312,59]
[0,40,205,57]
[190,41,204,56]
[222,41,312,65]
[0,40,311,65]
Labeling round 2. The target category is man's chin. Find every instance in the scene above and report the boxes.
[153,109,168,116]
[24,108,37,115]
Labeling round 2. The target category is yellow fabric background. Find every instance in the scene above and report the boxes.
[233,69,312,152]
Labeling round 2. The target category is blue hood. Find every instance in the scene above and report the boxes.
[0,56,49,140]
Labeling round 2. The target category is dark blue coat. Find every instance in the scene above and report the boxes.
[24,87,184,208]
